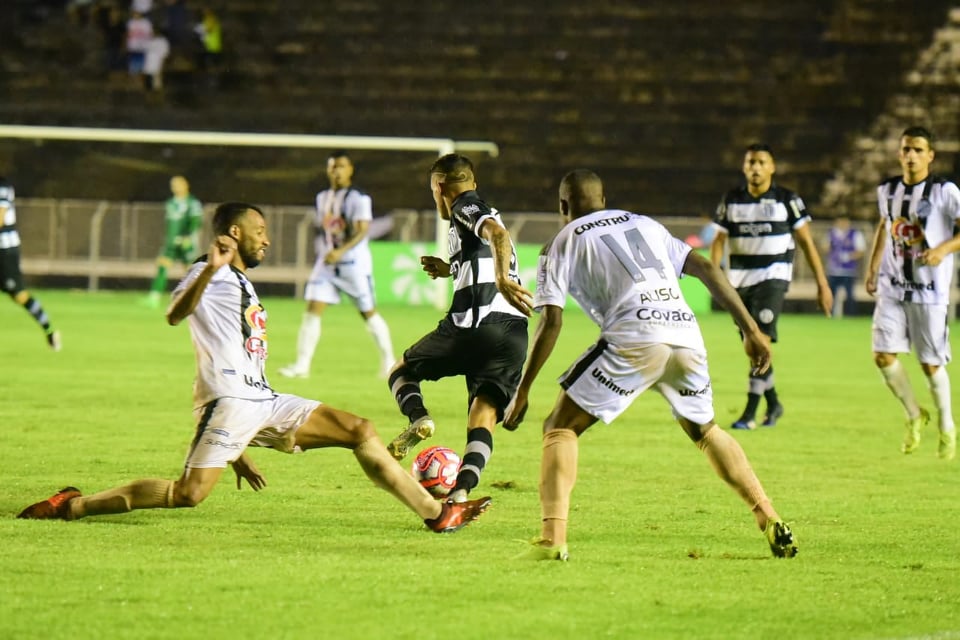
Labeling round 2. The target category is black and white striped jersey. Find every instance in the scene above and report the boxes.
[0,178,22,250]
[875,175,960,304]
[713,183,810,288]
[446,190,527,328]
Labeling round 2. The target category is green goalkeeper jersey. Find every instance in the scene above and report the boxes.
[164,195,204,255]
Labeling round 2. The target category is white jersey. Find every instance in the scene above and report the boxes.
[876,176,960,304]
[536,209,704,350]
[313,187,373,271]
[174,261,274,408]
[0,179,22,250]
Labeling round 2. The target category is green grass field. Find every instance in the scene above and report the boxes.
[2,290,959,640]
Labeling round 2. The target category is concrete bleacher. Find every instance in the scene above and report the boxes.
[1,1,958,308]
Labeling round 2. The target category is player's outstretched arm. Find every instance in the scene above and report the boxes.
[682,251,771,375]
[504,304,563,430]
[167,235,236,325]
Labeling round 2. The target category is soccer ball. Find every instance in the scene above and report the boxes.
[411,446,461,497]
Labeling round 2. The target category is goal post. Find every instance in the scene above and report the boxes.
[0,124,498,308]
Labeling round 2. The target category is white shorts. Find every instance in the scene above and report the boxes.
[184,394,322,469]
[305,260,376,312]
[872,297,951,365]
[559,340,714,425]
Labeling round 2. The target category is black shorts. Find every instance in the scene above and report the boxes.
[736,279,789,342]
[403,316,528,418]
[0,247,24,294]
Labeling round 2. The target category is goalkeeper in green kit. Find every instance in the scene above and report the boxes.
[146,175,205,308]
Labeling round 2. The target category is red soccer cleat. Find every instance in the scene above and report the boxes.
[424,496,492,533]
[17,486,82,520]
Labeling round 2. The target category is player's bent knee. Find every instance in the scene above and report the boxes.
[172,480,211,508]
[349,417,378,445]
[874,352,896,368]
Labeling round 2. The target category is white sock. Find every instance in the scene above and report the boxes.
[927,367,955,433]
[879,360,920,419]
[295,313,321,370]
[365,313,395,366]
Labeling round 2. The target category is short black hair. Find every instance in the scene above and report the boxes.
[745,143,774,156]
[212,202,263,235]
[430,153,474,184]
[901,126,934,146]
[329,150,351,162]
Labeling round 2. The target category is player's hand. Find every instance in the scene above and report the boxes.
[497,278,534,317]
[919,247,946,267]
[743,330,772,376]
[232,455,266,491]
[503,391,529,431]
[208,234,237,269]
[324,248,344,265]
[421,256,451,279]
[865,272,878,296]
[817,284,833,318]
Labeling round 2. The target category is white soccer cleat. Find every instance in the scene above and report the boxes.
[277,364,309,378]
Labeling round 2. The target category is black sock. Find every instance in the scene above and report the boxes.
[21,296,52,334]
[741,393,761,421]
[452,428,493,495]
[763,367,779,409]
[388,368,428,424]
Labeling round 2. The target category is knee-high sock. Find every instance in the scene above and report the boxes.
[453,428,493,495]
[150,265,168,294]
[697,427,776,530]
[879,360,920,419]
[762,367,779,408]
[927,367,955,433]
[68,479,175,520]
[388,368,428,423]
[20,295,52,333]
[294,313,321,370]
[365,313,395,365]
[353,438,439,520]
[540,429,578,546]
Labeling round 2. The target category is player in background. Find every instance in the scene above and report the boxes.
[385,154,533,504]
[710,143,833,430]
[19,202,491,533]
[824,215,866,318]
[505,169,796,561]
[278,151,396,379]
[146,175,204,308]
[0,176,60,350]
[866,126,960,460]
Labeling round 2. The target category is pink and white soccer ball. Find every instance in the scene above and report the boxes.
[411,446,461,497]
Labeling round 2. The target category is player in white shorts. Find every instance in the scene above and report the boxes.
[279,151,395,379]
[504,169,797,560]
[19,202,490,533]
[866,126,960,460]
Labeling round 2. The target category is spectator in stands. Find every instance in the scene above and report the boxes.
[865,125,960,461]
[96,2,128,77]
[142,29,170,91]
[125,9,153,76]
[824,215,865,317]
[710,143,832,430]
[195,6,222,73]
[158,0,190,52]
[0,176,61,351]
[145,175,204,308]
